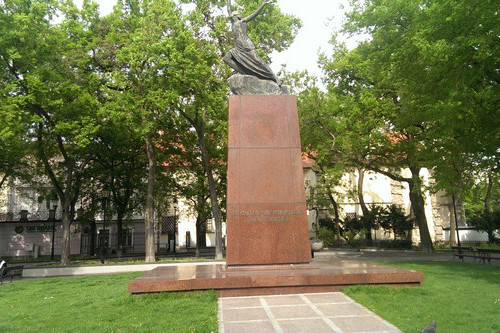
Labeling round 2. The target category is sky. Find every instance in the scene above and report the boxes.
[74,0,350,78]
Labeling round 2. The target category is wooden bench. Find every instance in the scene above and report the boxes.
[451,246,477,261]
[476,248,500,264]
[0,265,24,284]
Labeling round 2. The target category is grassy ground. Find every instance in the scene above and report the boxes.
[0,272,217,333]
[343,261,500,333]
[7,256,215,266]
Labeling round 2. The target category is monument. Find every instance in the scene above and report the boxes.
[128,1,423,295]
[223,0,311,266]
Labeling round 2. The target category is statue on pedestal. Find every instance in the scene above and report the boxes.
[224,0,288,95]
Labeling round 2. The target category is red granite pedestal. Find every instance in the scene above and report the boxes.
[128,95,423,295]
[226,95,311,266]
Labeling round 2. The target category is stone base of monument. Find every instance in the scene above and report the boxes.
[127,260,423,295]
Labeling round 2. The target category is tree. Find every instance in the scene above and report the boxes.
[98,0,233,261]
[89,119,147,256]
[95,0,186,262]
[0,0,102,264]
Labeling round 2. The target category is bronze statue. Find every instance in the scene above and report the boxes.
[223,0,280,85]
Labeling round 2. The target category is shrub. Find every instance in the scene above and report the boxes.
[317,227,336,247]
[375,239,413,249]
[380,205,414,239]
[318,217,336,231]
[468,209,500,243]
[341,216,367,247]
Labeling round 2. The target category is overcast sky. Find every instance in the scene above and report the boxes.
[74,0,350,78]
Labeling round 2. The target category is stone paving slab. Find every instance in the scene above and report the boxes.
[218,292,401,333]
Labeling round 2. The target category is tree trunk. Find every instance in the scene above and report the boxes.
[195,126,223,260]
[89,219,96,256]
[357,168,369,215]
[326,188,342,246]
[144,133,156,262]
[455,177,467,227]
[60,198,71,265]
[195,215,207,257]
[116,211,124,257]
[449,202,457,245]
[484,173,493,213]
[357,168,372,244]
[408,167,434,253]
[0,173,8,191]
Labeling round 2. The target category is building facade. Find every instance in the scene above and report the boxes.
[0,164,488,258]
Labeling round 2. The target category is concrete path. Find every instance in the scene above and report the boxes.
[218,292,400,333]
[22,260,224,278]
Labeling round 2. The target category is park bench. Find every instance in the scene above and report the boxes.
[451,246,477,262]
[476,248,500,264]
[0,265,24,284]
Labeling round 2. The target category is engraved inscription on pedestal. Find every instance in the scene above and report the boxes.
[227,209,307,223]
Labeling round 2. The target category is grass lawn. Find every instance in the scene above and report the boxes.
[343,261,500,333]
[0,272,217,333]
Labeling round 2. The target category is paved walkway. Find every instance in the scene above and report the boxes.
[218,292,401,333]
[22,260,224,278]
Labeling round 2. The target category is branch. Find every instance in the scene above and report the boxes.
[314,120,336,150]
[105,84,129,92]
[37,123,65,199]
[178,108,196,127]
[0,173,8,190]
[362,163,411,183]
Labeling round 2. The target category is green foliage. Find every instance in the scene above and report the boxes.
[344,261,500,333]
[464,173,500,213]
[374,240,412,249]
[0,273,218,333]
[342,215,364,246]
[317,227,336,247]
[468,209,500,243]
[378,205,414,239]
[318,217,336,231]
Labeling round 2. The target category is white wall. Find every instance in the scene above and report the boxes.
[0,222,81,257]
[443,229,489,243]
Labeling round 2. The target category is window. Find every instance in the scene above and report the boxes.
[123,228,134,247]
[98,229,110,248]
[345,212,358,220]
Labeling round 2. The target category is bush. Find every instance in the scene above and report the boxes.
[342,215,364,246]
[434,241,451,250]
[374,239,413,249]
[318,217,336,231]
[380,205,414,239]
[468,209,500,243]
[317,227,336,247]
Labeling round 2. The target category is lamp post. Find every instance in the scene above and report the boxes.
[100,189,110,264]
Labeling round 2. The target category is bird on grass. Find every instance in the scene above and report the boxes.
[420,320,437,333]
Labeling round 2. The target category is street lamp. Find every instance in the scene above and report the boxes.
[100,189,110,264]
